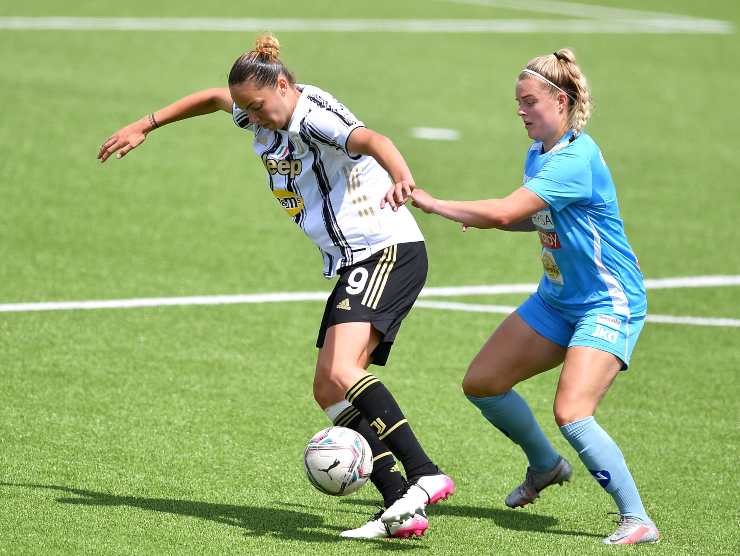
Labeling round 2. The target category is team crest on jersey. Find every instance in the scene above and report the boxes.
[272,189,305,217]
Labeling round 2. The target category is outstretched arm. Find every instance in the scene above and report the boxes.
[97,88,233,162]
[411,187,545,231]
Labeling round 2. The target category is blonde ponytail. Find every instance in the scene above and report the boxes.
[519,48,593,133]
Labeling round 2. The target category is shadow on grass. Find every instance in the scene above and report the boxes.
[0,483,422,549]
[337,498,604,539]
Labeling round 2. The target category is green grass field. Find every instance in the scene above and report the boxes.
[1,1,739,554]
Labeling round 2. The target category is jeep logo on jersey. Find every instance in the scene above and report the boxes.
[264,158,302,178]
[272,189,305,217]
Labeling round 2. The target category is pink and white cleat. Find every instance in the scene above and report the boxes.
[380,473,455,525]
[340,509,428,539]
[602,515,660,545]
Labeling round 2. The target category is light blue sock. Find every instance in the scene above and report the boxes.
[560,416,650,522]
[467,391,561,472]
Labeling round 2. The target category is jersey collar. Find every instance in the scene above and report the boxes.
[286,84,310,135]
[544,129,577,155]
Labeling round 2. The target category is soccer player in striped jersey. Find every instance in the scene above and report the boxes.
[98,34,453,539]
[410,49,660,545]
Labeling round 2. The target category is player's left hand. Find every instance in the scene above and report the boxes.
[410,188,439,214]
[381,179,414,211]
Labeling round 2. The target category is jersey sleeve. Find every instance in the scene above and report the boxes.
[300,101,365,156]
[524,151,592,211]
[232,103,256,132]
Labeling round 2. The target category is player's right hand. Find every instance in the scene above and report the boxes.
[97,119,148,162]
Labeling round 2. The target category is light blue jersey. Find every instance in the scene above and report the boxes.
[522,130,646,319]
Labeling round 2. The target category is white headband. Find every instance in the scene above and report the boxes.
[521,69,576,103]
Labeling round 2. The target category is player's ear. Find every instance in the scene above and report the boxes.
[277,76,289,96]
[559,92,568,112]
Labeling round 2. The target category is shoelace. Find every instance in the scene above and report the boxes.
[606,512,642,538]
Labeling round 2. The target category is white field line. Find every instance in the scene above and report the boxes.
[411,127,461,141]
[0,291,330,313]
[0,17,731,34]
[1,275,738,327]
[443,0,718,24]
[417,300,519,313]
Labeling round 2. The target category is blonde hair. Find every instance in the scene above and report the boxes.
[519,48,593,133]
[228,33,295,88]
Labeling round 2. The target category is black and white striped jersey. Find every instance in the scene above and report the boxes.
[232,84,423,278]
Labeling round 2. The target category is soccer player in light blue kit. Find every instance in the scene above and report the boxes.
[411,48,660,545]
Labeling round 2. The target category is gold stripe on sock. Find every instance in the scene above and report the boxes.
[345,375,379,403]
[345,374,376,399]
[372,451,393,463]
[334,407,361,428]
[378,418,408,441]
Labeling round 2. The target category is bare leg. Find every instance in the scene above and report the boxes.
[314,322,379,409]
[463,312,566,397]
[554,346,620,426]
[557,346,652,525]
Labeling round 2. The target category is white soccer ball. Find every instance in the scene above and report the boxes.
[304,426,373,496]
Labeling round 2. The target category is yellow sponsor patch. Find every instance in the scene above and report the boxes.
[272,189,305,217]
[541,249,564,285]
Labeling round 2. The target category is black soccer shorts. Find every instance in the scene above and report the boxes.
[316,241,427,366]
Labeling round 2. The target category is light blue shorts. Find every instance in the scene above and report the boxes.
[516,292,645,370]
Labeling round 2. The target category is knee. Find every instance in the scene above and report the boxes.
[553,398,592,427]
[313,362,346,409]
[462,359,511,398]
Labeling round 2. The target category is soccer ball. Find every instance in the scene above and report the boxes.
[304,426,373,496]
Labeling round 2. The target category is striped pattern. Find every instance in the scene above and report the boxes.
[301,119,345,153]
[345,374,379,404]
[232,104,253,130]
[299,122,353,268]
[285,139,305,227]
[333,405,361,428]
[373,451,393,463]
[362,245,397,309]
[306,93,358,127]
[261,133,283,191]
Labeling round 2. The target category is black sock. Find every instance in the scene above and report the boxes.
[345,375,438,481]
[334,404,406,507]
